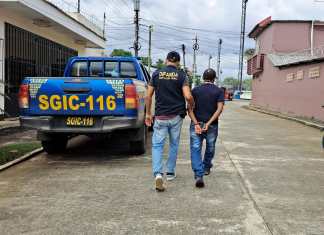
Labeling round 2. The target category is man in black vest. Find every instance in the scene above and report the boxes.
[146,51,194,192]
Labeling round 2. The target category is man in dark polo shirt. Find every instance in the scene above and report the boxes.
[146,51,194,192]
[188,68,224,188]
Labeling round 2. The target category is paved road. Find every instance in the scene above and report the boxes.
[0,101,323,234]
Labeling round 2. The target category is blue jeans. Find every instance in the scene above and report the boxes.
[190,122,218,178]
[152,116,183,177]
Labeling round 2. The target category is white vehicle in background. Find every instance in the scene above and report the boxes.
[240,91,252,100]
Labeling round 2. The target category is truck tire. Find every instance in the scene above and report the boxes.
[42,138,68,154]
[130,125,147,155]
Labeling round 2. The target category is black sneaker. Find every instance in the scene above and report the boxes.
[166,172,176,181]
[195,177,205,188]
[204,169,211,176]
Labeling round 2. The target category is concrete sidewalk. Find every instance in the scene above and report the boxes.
[0,101,323,234]
[220,101,324,234]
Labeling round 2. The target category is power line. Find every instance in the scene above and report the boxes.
[141,18,241,35]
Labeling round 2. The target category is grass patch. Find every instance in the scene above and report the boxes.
[0,142,41,166]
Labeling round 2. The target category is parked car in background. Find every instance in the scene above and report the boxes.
[240,91,252,100]
[221,87,233,101]
[233,90,241,99]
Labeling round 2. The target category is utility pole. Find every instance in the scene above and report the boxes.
[103,12,106,38]
[216,38,222,85]
[182,44,186,69]
[238,0,248,92]
[148,25,153,74]
[134,0,140,56]
[208,55,212,69]
[192,35,199,85]
[77,0,81,13]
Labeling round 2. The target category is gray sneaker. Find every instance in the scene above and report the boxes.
[166,172,176,181]
[155,174,165,192]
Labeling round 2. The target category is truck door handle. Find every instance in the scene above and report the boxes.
[63,87,91,94]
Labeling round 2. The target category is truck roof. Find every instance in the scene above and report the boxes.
[69,56,141,62]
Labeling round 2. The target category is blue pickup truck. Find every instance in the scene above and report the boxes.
[18,56,152,154]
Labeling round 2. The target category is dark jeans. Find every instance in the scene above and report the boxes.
[190,122,218,178]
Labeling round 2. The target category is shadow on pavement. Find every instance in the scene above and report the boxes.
[43,132,152,163]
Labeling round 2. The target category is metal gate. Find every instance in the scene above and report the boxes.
[0,38,4,117]
[4,23,78,117]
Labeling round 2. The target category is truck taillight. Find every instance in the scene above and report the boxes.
[18,84,29,109]
[125,84,138,109]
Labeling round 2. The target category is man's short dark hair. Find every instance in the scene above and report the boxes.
[203,69,217,81]
[166,51,181,63]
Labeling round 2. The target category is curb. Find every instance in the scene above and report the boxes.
[243,105,324,130]
[0,147,43,172]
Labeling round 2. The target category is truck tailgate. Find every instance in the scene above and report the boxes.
[26,77,130,116]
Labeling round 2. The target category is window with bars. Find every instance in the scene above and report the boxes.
[5,23,78,94]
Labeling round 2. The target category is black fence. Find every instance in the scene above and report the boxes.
[4,23,78,116]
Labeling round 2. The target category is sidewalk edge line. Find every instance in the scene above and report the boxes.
[243,105,324,130]
[220,138,274,235]
[0,147,43,172]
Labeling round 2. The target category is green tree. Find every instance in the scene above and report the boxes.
[140,57,150,67]
[110,49,132,57]
[222,77,239,90]
[194,76,202,87]
[243,79,252,91]
[244,48,255,59]
[155,59,165,69]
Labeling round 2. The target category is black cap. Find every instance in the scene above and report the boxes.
[203,68,217,81]
[166,51,181,62]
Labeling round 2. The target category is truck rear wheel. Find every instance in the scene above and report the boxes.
[129,125,147,155]
[42,138,68,154]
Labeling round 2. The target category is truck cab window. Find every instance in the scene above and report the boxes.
[89,61,103,77]
[120,62,137,78]
[104,61,119,77]
[71,61,88,77]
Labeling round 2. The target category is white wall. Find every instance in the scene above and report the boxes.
[82,48,107,57]
[0,8,85,53]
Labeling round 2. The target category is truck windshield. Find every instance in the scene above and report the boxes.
[71,61,87,77]
[89,61,103,77]
[70,60,137,78]
[104,61,119,77]
[120,62,137,78]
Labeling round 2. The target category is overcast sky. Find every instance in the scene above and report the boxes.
[65,0,324,79]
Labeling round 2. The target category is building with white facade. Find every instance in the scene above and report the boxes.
[0,0,106,117]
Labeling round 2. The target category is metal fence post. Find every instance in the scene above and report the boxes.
[0,38,4,116]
